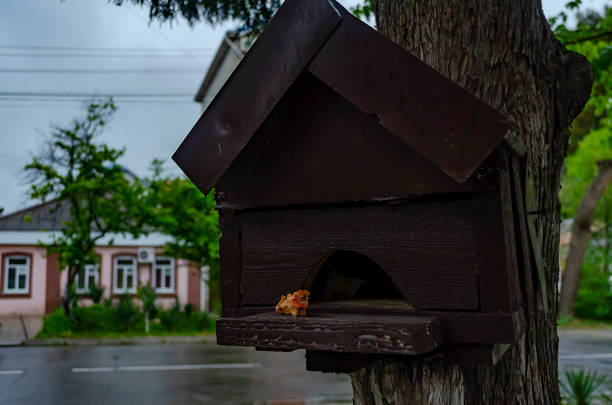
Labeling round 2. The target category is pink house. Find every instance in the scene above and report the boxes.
[0,200,210,318]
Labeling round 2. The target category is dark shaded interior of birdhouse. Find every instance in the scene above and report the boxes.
[303,250,415,314]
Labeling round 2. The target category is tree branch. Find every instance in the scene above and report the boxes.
[563,30,612,45]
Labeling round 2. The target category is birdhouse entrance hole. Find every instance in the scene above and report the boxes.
[303,250,408,311]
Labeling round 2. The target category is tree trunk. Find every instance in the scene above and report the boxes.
[62,267,77,322]
[352,1,593,404]
[559,160,612,317]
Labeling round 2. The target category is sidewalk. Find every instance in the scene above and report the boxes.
[0,315,42,346]
[0,314,215,346]
[24,334,216,346]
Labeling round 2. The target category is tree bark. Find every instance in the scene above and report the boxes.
[62,266,78,322]
[559,160,612,317]
[352,1,593,404]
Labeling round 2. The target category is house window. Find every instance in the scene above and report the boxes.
[75,264,100,294]
[113,256,137,294]
[153,257,174,293]
[3,255,30,294]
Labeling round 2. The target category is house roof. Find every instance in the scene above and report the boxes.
[173,0,512,195]
[0,199,70,231]
[194,31,247,104]
[0,200,168,247]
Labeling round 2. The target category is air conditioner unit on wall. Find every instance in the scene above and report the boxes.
[137,247,155,263]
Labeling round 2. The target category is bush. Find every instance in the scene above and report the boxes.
[114,294,141,331]
[39,296,214,337]
[573,244,612,321]
[73,304,119,333]
[159,299,182,331]
[88,284,105,304]
[137,285,158,318]
[158,301,211,332]
[37,308,72,338]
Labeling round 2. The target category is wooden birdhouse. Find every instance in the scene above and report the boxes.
[173,0,542,371]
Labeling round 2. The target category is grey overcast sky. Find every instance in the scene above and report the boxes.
[0,0,608,214]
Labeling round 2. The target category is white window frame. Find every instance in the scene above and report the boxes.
[75,264,100,294]
[3,255,30,294]
[113,255,137,294]
[152,257,175,293]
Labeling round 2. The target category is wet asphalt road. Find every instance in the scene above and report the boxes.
[0,343,352,405]
[558,329,612,374]
[0,330,610,405]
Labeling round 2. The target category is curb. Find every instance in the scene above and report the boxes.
[22,334,216,347]
[0,341,24,347]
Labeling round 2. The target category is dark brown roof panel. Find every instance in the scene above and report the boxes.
[172,0,342,194]
[307,5,511,183]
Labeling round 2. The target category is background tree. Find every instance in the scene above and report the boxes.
[24,99,148,320]
[146,160,220,310]
[112,0,279,32]
[137,284,158,333]
[109,0,595,403]
[559,130,612,317]
[556,5,612,318]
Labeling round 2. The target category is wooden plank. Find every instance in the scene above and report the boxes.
[239,200,480,310]
[525,174,549,312]
[498,155,522,311]
[218,308,523,345]
[218,209,241,310]
[172,0,341,194]
[307,5,510,183]
[510,156,537,315]
[470,168,513,312]
[217,312,442,355]
[308,300,524,343]
[306,350,382,373]
[216,72,492,208]
[306,344,511,372]
[436,310,524,344]
[309,307,523,344]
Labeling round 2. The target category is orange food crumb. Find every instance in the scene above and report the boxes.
[275,289,310,317]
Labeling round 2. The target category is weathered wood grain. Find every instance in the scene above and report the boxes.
[239,199,480,310]
[217,312,442,355]
[216,73,492,208]
[307,5,511,183]
[497,153,522,311]
[470,189,512,312]
[510,155,537,315]
[217,308,523,345]
[172,0,341,194]
[218,209,241,310]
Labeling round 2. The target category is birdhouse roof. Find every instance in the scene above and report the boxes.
[173,0,512,194]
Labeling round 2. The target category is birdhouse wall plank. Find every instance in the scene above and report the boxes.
[218,210,242,310]
[239,200,480,310]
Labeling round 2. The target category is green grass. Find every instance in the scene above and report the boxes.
[558,317,612,330]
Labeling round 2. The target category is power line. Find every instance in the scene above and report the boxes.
[0,45,215,52]
[0,68,203,74]
[0,97,194,103]
[0,104,195,109]
[0,91,193,98]
[0,53,214,58]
